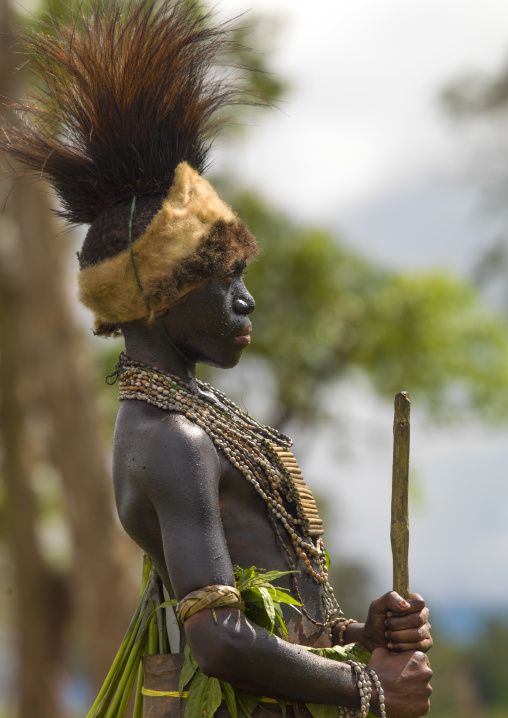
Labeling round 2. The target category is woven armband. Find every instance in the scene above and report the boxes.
[176,585,245,623]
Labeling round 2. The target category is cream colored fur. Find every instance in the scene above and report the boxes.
[78,162,237,326]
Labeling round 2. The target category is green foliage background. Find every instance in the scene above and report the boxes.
[213,186,508,426]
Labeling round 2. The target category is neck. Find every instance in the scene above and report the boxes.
[122,321,198,388]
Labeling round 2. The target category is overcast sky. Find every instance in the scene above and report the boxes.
[213,0,508,626]
[217,0,508,270]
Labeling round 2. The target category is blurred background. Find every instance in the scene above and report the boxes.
[1,0,508,716]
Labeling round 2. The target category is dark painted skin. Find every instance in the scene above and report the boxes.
[113,260,433,717]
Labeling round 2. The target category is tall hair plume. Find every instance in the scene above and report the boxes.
[0,0,253,225]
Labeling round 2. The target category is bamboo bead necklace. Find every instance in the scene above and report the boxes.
[117,354,344,633]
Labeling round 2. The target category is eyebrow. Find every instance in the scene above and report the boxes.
[229,259,247,272]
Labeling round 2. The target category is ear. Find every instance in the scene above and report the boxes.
[153,308,168,318]
[167,162,200,211]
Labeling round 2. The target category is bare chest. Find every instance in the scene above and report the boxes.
[217,454,331,648]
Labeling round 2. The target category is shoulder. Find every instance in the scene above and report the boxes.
[113,400,220,491]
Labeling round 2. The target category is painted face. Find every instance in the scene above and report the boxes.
[162,259,255,368]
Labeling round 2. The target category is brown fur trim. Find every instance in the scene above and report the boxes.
[78,163,258,329]
[150,220,258,309]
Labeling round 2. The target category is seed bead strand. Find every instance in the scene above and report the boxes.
[268,511,331,631]
[117,357,346,631]
[368,668,386,718]
[337,661,385,718]
[118,364,319,568]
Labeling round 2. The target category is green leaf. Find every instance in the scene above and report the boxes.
[305,704,338,718]
[132,662,144,718]
[140,555,152,598]
[324,549,331,572]
[155,599,178,610]
[220,681,238,718]
[179,645,198,693]
[185,643,199,670]
[303,643,370,665]
[185,671,208,718]
[200,676,222,718]
[274,603,288,639]
[234,565,301,640]
[341,643,371,664]
[277,699,287,718]
[242,604,279,636]
[240,587,266,604]
[258,586,276,634]
[147,614,158,654]
[235,688,262,718]
[245,570,297,587]
[270,589,302,606]
[304,645,350,661]
[234,567,297,591]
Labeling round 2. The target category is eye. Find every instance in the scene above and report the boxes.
[221,270,235,285]
[222,263,247,284]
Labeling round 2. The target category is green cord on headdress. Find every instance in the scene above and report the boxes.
[128,196,146,300]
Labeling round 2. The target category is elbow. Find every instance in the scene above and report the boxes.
[184,608,249,682]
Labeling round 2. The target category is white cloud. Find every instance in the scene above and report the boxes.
[217,0,508,221]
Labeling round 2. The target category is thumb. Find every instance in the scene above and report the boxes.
[376,591,411,614]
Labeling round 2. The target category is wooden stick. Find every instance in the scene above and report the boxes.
[391,392,410,599]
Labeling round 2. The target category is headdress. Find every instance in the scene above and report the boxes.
[0,0,259,334]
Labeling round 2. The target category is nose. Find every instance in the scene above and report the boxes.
[233,283,255,314]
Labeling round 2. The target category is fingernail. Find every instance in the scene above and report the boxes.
[387,611,393,618]
[387,642,393,650]
[384,631,388,638]
[399,599,410,608]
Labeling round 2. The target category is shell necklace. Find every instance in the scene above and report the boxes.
[117,355,344,632]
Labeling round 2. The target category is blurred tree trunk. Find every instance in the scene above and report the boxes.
[9,177,138,689]
[452,665,485,718]
[0,0,138,715]
[0,227,67,718]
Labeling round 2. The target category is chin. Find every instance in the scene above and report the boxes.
[183,334,247,369]
[202,356,242,370]
[199,349,244,370]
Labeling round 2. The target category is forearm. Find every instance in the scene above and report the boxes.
[186,608,363,710]
[331,621,367,649]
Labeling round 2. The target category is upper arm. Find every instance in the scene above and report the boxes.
[114,404,234,599]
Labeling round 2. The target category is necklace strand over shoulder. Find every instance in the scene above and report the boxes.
[117,353,344,634]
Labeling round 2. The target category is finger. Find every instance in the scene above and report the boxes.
[415,651,433,674]
[386,597,426,619]
[387,637,433,653]
[386,608,430,630]
[408,592,424,602]
[386,624,431,644]
[372,591,418,615]
[407,595,426,612]
[411,650,433,668]
[377,591,413,613]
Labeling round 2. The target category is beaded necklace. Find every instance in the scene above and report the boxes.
[117,354,344,634]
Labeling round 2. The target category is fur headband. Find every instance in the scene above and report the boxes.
[77,163,259,333]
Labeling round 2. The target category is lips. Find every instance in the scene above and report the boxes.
[235,322,252,346]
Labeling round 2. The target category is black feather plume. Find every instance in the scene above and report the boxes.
[0,0,254,224]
